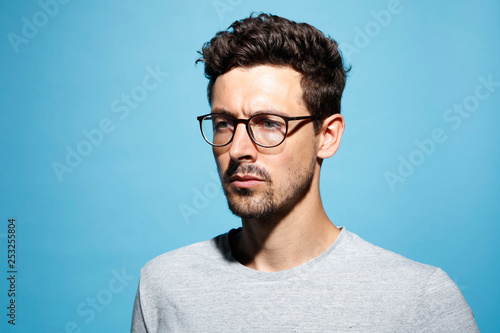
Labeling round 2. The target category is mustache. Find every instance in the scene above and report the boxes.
[222,163,272,184]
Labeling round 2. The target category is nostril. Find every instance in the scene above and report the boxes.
[228,127,257,161]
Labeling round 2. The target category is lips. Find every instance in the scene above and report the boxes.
[230,174,264,189]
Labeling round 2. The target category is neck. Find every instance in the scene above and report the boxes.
[232,183,340,272]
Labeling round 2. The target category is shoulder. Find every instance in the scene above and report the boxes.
[339,230,478,331]
[335,230,456,294]
[139,234,226,283]
[340,230,438,277]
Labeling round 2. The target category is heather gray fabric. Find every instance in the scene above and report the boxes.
[131,228,478,332]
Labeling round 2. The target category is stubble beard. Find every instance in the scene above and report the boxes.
[220,160,316,220]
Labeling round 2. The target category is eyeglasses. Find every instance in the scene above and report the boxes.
[197,113,318,148]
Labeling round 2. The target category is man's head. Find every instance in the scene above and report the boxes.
[197,13,350,131]
[197,14,348,220]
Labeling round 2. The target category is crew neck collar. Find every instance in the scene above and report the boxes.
[218,226,348,280]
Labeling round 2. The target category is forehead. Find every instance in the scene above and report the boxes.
[211,65,306,116]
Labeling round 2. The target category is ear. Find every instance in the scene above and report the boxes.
[317,114,345,159]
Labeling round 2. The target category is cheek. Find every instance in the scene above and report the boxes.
[210,152,224,179]
[212,147,227,165]
[272,153,304,178]
[285,146,317,173]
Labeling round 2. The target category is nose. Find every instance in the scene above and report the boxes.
[228,123,257,162]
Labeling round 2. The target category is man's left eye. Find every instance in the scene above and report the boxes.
[262,120,281,129]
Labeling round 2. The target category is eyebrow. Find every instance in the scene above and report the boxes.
[210,108,289,117]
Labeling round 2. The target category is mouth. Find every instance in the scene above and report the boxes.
[229,174,265,189]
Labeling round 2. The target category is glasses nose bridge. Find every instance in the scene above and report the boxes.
[233,118,251,127]
[231,118,253,143]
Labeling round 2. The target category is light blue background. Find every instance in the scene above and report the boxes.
[1,0,499,332]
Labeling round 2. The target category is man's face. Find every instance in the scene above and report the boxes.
[211,65,320,219]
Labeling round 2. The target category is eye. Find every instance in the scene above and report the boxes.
[262,119,281,129]
[212,116,233,131]
[253,115,284,130]
[215,120,229,128]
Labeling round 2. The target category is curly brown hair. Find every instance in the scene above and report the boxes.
[197,13,350,131]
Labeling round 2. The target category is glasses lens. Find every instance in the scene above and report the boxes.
[201,114,234,146]
[249,114,287,147]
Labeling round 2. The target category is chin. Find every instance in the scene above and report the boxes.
[226,193,275,219]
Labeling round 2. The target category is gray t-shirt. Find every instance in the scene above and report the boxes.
[131,228,479,332]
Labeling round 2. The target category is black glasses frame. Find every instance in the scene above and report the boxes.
[197,113,319,148]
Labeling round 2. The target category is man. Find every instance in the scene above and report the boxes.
[132,13,478,332]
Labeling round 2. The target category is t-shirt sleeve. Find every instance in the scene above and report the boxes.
[131,284,148,333]
[412,268,479,332]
